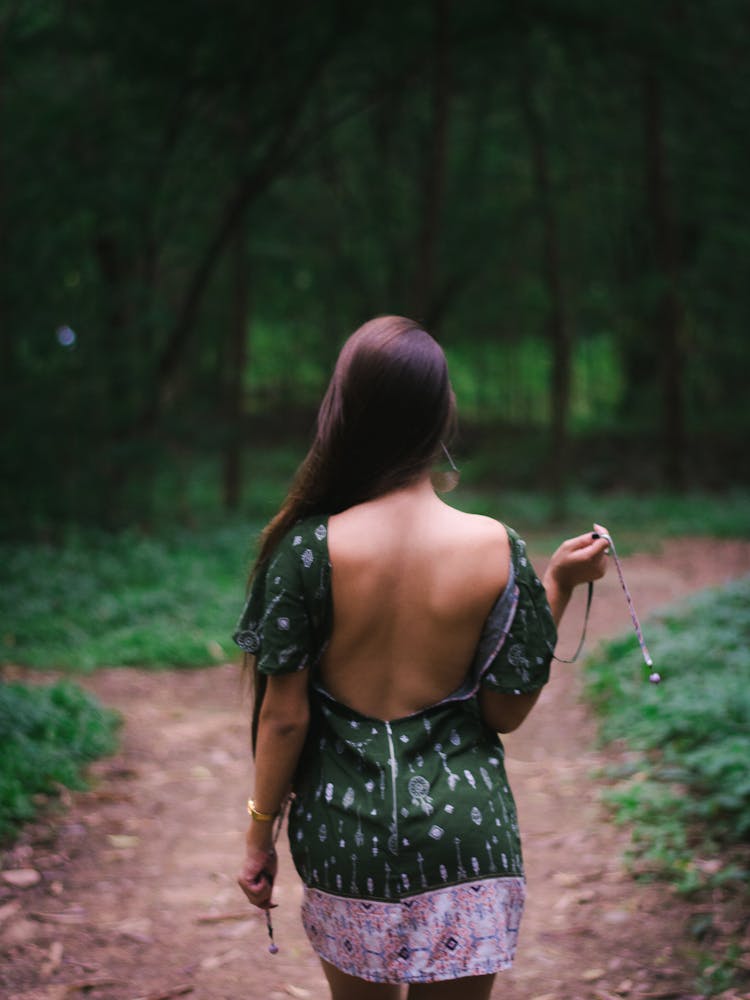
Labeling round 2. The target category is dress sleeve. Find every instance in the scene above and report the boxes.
[232,525,321,676]
[480,531,557,695]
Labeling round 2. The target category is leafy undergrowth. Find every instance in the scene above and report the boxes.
[0,521,263,671]
[0,681,120,843]
[3,490,750,673]
[585,576,750,994]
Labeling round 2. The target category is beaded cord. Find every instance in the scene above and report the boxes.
[595,531,659,683]
[553,529,658,683]
[262,795,293,954]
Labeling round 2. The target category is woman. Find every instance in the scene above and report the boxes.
[234,316,609,1000]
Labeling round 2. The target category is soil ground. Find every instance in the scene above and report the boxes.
[2,538,750,1000]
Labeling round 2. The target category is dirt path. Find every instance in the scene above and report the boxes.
[2,539,750,1000]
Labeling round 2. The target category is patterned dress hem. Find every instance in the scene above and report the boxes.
[301,877,525,984]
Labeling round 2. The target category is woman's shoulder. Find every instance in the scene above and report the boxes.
[263,515,331,578]
[442,510,539,583]
[441,506,510,549]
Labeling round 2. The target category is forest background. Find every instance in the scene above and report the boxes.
[2,0,749,537]
[2,4,750,993]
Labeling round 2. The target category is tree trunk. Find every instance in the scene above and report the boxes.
[519,64,571,517]
[643,62,687,489]
[0,2,21,371]
[412,0,451,325]
[223,217,249,510]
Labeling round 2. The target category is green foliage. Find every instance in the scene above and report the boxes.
[0,681,120,842]
[460,484,750,543]
[3,1,750,533]
[695,944,744,997]
[585,576,750,888]
[0,520,264,671]
[3,473,750,672]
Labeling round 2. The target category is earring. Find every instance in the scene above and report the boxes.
[433,443,460,492]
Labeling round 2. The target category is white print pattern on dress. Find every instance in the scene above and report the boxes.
[507,644,528,667]
[407,775,434,815]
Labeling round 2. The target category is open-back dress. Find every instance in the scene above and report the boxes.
[233,516,556,984]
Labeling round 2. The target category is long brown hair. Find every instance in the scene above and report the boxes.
[247,315,456,746]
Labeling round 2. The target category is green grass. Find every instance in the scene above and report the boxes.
[585,577,750,994]
[0,680,120,842]
[3,477,750,672]
[458,481,750,543]
[0,520,265,671]
[585,576,750,881]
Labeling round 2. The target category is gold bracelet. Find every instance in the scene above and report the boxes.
[247,798,277,823]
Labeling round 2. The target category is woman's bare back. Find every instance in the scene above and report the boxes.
[321,479,510,720]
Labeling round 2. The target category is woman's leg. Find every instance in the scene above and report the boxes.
[320,959,403,1000]
[407,974,496,1000]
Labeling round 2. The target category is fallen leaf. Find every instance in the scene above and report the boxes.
[200,947,243,970]
[574,888,597,904]
[1,916,39,945]
[206,639,224,660]
[0,899,21,924]
[62,977,124,995]
[285,987,311,999]
[129,984,194,1000]
[114,916,153,942]
[635,992,689,999]
[552,871,581,888]
[695,857,723,875]
[195,910,253,924]
[31,909,87,925]
[1,867,41,888]
[7,988,68,1000]
[41,940,64,978]
[582,967,606,982]
[106,834,139,849]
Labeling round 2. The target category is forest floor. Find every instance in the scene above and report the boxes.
[2,538,750,1000]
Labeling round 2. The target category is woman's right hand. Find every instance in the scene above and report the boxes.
[237,844,277,910]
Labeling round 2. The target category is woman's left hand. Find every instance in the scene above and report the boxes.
[542,525,610,627]
[547,524,611,594]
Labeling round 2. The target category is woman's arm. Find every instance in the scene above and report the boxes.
[237,669,310,909]
[479,689,543,733]
[479,527,610,733]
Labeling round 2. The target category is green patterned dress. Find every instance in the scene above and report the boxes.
[234,516,556,983]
